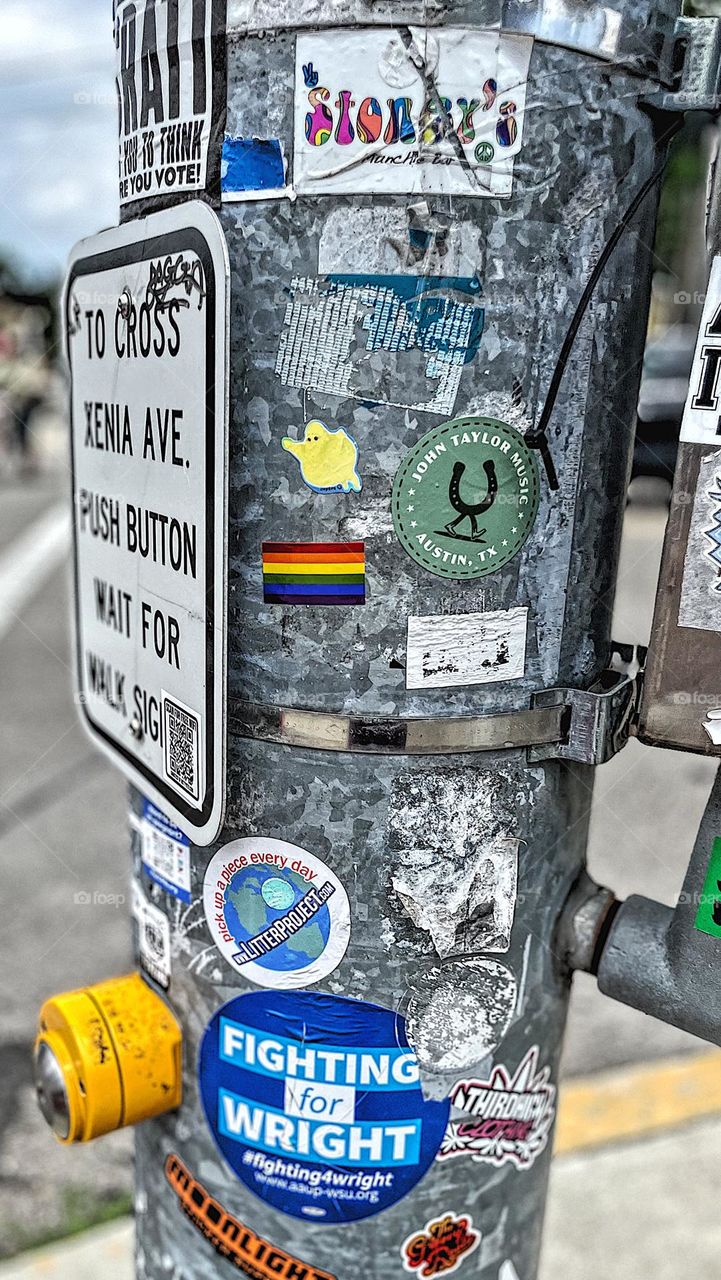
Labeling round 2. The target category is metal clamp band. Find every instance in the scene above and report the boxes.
[229,654,644,763]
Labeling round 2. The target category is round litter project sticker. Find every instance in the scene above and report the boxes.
[391,417,540,580]
[203,837,350,989]
[198,990,450,1223]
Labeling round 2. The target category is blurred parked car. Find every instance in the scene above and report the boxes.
[633,323,697,482]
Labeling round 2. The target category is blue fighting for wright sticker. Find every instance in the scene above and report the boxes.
[198,991,449,1223]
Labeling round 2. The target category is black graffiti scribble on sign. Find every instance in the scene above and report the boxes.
[712,880,721,928]
[438,460,498,543]
[67,295,82,337]
[146,255,206,313]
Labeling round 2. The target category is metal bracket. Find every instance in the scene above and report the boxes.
[647,17,721,113]
[529,644,646,766]
[229,645,646,763]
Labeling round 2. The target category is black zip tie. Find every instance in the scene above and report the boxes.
[526,124,682,491]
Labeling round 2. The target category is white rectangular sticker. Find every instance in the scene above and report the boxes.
[294,28,532,198]
[681,255,721,444]
[132,879,171,989]
[406,607,527,690]
[65,202,228,845]
[138,798,191,902]
[114,0,219,206]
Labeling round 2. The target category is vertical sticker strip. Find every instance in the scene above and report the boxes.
[678,449,721,634]
[262,541,366,605]
[694,835,721,938]
[406,607,528,689]
[137,798,191,903]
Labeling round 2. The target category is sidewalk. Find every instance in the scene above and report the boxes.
[3,1052,720,1280]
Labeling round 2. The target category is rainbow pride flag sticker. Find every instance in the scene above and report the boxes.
[262,541,366,606]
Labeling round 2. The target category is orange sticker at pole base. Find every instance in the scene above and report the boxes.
[165,1154,337,1280]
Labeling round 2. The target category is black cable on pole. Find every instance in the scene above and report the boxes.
[526,128,681,491]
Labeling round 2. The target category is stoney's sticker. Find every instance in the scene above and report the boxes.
[392,418,539,579]
[165,1153,337,1279]
[198,991,450,1223]
[203,837,350,989]
[438,1046,555,1169]
[401,1212,480,1278]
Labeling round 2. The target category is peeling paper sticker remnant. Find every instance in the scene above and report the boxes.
[203,836,351,988]
[136,797,191,903]
[405,960,518,1076]
[402,1211,481,1277]
[679,450,721,633]
[165,1154,338,1280]
[132,879,171,989]
[499,1264,521,1280]
[680,256,721,444]
[221,135,289,201]
[389,770,520,956]
[406,607,528,690]
[275,275,484,418]
[438,1046,556,1169]
[294,28,533,197]
[694,835,721,939]
[198,991,450,1222]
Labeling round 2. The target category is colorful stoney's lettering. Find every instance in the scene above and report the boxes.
[262,541,365,605]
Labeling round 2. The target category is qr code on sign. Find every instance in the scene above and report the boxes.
[162,692,201,801]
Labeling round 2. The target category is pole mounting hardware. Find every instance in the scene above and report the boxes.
[648,17,721,113]
[229,645,646,764]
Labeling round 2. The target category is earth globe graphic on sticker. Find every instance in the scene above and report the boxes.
[223,865,331,973]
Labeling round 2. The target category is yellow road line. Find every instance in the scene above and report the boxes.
[555,1050,721,1155]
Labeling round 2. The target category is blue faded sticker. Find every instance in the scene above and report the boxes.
[221,135,285,194]
[275,275,484,416]
[139,798,191,903]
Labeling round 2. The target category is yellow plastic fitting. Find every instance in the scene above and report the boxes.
[34,972,182,1143]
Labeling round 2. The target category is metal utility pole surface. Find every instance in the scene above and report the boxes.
[34,3,721,1279]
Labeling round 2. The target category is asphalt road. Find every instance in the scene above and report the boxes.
[0,450,716,1253]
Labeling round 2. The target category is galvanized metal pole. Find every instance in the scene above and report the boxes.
[132,5,685,1278]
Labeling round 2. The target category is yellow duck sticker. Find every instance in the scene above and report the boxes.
[281,420,362,494]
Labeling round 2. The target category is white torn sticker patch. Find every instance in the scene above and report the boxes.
[703,710,721,745]
[392,836,519,956]
[499,1263,521,1280]
[406,607,528,689]
[132,879,171,990]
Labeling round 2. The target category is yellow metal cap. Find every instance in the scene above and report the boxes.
[34,973,182,1143]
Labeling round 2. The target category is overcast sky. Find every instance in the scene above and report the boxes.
[0,1,118,285]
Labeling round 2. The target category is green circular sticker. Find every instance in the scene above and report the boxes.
[391,417,540,580]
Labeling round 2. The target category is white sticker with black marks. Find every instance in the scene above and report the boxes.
[406,607,528,689]
[132,879,171,989]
